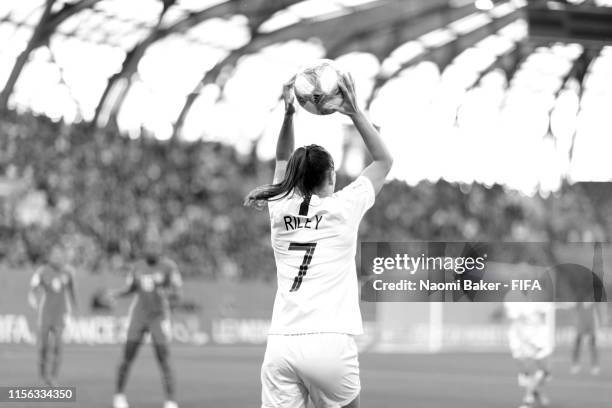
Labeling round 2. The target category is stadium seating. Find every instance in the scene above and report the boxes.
[0,112,608,275]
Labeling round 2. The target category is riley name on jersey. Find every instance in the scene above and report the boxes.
[283,215,324,231]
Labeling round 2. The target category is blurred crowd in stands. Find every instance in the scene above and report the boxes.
[0,112,609,279]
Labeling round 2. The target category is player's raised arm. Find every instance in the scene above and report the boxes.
[244,76,301,209]
[336,72,393,195]
[273,76,297,184]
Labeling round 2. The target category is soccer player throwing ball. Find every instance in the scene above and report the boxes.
[245,72,393,408]
[28,245,78,387]
[110,240,182,408]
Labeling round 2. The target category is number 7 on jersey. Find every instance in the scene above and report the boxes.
[288,242,317,292]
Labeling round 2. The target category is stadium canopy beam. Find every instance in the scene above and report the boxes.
[366,4,523,108]
[94,0,304,127]
[325,2,478,60]
[0,0,103,111]
[172,0,458,138]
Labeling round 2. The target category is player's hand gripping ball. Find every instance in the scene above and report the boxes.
[293,59,344,115]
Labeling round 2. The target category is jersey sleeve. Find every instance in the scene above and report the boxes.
[334,176,376,222]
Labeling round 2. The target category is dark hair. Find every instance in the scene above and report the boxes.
[244,144,334,209]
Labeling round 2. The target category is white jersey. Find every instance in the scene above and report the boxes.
[505,302,555,359]
[267,176,375,335]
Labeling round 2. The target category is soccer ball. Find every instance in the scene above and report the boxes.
[293,59,344,115]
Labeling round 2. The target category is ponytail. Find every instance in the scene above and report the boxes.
[244,145,333,209]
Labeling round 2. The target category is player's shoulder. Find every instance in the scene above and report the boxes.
[333,176,375,199]
[326,176,376,217]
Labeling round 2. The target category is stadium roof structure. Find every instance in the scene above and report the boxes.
[0,0,517,131]
[2,0,610,188]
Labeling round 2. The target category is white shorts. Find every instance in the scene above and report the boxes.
[261,333,360,408]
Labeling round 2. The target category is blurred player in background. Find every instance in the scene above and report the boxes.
[109,239,182,408]
[245,72,393,408]
[571,301,603,375]
[505,298,555,408]
[28,245,78,386]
